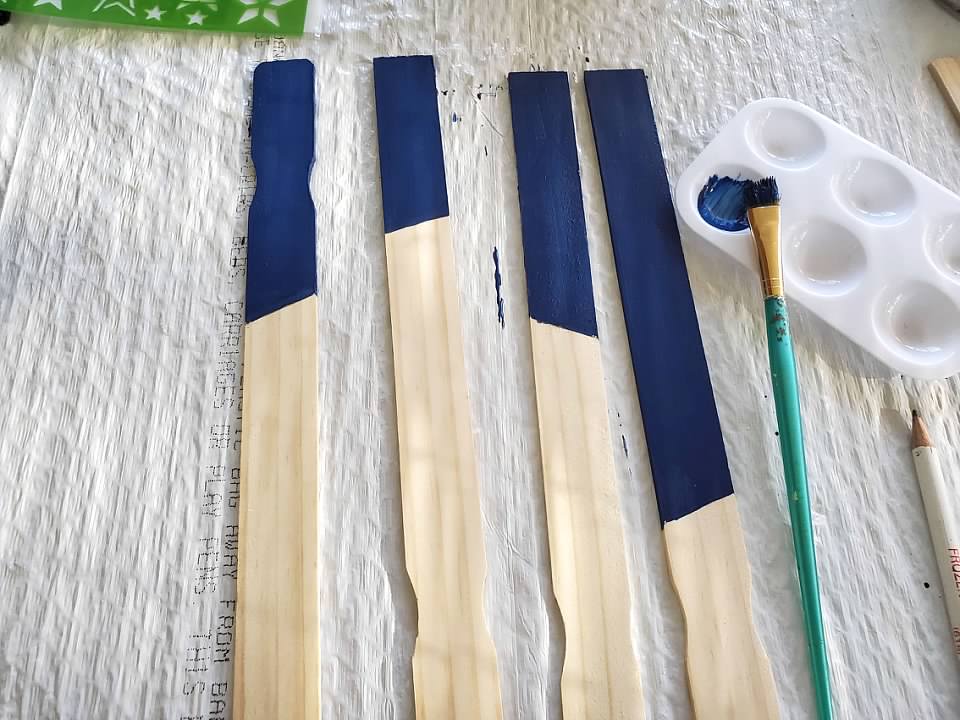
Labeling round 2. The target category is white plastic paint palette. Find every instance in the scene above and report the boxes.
[675,98,960,380]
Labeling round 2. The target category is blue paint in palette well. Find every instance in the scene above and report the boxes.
[585,69,733,524]
[508,71,598,338]
[697,174,752,232]
[246,59,317,323]
[373,55,449,234]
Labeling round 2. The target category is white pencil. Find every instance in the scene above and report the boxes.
[912,410,960,660]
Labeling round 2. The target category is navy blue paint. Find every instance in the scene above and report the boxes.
[493,246,505,328]
[508,71,598,338]
[373,56,449,233]
[585,69,733,524]
[697,175,751,232]
[245,59,317,323]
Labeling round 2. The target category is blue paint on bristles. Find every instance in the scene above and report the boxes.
[744,176,781,208]
[508,71,598,338]
[585,69,734,524]
[373,55,449,234]
[245,59,317,324]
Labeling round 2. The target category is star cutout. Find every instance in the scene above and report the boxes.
[176,0,215,9]
[33,0,63,10]
[92,0,135,15]
[144,4,163,18]
[187,10,204,23]
[237,0,289,26]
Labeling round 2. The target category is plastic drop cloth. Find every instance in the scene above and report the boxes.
[3,1,960,718]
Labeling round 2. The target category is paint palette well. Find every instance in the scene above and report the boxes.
[675,98,960,380]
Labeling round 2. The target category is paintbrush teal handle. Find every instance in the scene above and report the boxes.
[764,296,833,720]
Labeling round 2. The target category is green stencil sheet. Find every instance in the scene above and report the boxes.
[3,0,308,33]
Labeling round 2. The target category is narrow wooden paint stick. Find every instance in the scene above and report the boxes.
[584,68,779,720]
[373,55,502,720]
[508,70,644,720]
[235,59,320,720]
[930,57,960,126]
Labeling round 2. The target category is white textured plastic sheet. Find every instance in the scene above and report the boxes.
[3,2,960,718]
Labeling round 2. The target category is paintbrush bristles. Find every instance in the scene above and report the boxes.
[745,177,781,208]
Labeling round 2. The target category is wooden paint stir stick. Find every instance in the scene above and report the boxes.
[584,69,779,720]
[235,59,321,720]
[508,70,645,719]
[373,55,502,720]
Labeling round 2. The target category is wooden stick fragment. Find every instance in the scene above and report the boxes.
[930,57,960,126]
[373,55,503,720]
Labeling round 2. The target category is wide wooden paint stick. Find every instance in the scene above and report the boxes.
[373,55,502,720]
[584,69,779,719]
[508,70,645,720]
[912,411,960,662]
[235,59,320,720]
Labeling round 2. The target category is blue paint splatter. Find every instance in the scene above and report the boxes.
[451,112,459,123]
[697,174,751,232]
[493,247,505,328]
[621,435,628,457]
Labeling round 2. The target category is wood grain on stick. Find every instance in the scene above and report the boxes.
[384,215,502,720]
[529,319,643,718]
[235,295,320,720]
[663,496,779,719]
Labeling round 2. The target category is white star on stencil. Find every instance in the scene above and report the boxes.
[237,0,290,26]
[33,0,63,10]
[144,4,163,18]
[187,10,204,23]
[176,0,215,9]
[93,0,135,14]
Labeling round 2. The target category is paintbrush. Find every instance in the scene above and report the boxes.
[744,177,833,720]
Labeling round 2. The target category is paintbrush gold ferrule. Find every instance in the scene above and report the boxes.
[747,205,783,298]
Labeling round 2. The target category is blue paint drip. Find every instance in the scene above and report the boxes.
[451,112,459,123]
[585,69,733,524]
[373,56,449,234]
[245,59,317,323]
[697,174,751,232]
[493,247,505,328]
[508,71,598,338]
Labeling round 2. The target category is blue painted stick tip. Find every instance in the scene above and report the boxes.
[253,58,315,99]
[246,57,317,323]
[507,70,570,96]
[373,54,436,69]
[584,66,734,523]
[508,69,598,338]
[373,54,449,233]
